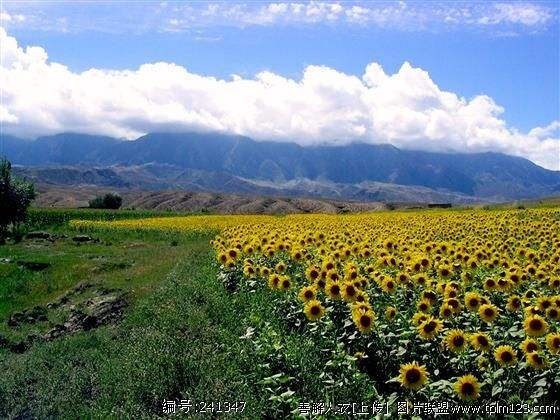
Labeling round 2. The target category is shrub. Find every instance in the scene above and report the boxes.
[0,158,36,243]
[89,193,123,210]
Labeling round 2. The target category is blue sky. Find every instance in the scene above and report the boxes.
[1,1,559,168]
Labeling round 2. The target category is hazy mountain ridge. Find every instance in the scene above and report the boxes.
[3,131,559,202]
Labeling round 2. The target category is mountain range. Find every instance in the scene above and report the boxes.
[2,132,559,203]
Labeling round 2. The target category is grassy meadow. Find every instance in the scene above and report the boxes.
[0,207,559,418]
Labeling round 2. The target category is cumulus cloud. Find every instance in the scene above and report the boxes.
[0,28,558,169]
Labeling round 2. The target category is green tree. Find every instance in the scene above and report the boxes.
[0,158,36,243]
[89,192,122,209]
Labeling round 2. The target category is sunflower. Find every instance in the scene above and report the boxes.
[354,311,375,334]
[445,329,467,352]
[305,266,320,282]
[526,352,547,369]
[454,374,481,401]
[275,261,286,273]
[298,285,317,302]
[399,362,429,390]
[520,338,539,355]
[279,275,292,291]
[506,295,522,312]
[354,291,369,304]
[326,270,341,283]
[483,277,496,291]
[303,299,325,321]
[478,303,499,323]
[437,264,452,278]
[546,333,560,354]
[414,274,428,287]
[226,248,239,260]
[524,315,549,337]
[260,266,271,277]
[268,274,280,289]
[416,299,432,313]
[325,280,342,300]
[381,278,397,294]
[464,292,481,311]
[546,306,560,320]
[341,282,358,302]
[470,332,492,352]
[385,306,397,321]
[412,312,429,326]
[417,317,443,340]
[217,252,228,264]
[439,304,454,319]
[494,345,517,367]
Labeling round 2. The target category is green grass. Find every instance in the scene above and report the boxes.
[0,211,375,418]
[0,227,200,334]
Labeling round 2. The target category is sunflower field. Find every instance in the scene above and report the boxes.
[75,208,560,411]
[211,209,560,406]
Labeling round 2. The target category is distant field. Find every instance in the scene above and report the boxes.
[1,207,559,418]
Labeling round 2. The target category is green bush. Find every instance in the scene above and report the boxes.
[0,158,36,243]
[89,193,123,209]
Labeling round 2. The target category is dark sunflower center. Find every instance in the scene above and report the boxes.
[405,369,421,383]
[478,336,488,346]
[484,308,494,317]
[310,306,320,315]
[424,322,436,333]
[529,319,543,330]
[552,338,560,348]
[304,290,314,299]
[453,336,464,347]
[526,343,537,352]
[331,285,340,294]
[531,354,543,364]
[461,383,475,396]
[360,315,371,327]
[469,298,479,307]
[501,352,513,362]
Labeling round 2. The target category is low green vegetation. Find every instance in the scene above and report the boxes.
[0,209,374,418]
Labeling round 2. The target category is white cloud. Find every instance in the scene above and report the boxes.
[2,2,555,34]
[0,11,25,23]
[481,3,552,26]
[0,28,558,169]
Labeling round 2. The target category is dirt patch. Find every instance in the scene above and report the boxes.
[17,261,51,271]
[7,306,48,327]
[3,282,128,353]
[44,294,127,341]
